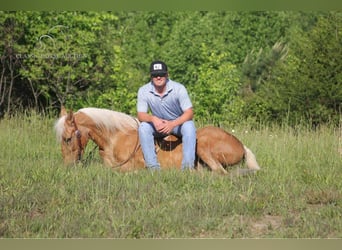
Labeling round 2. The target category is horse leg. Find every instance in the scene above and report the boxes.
[200,156,228,175]
[195,160,204,172]
[117,162,140,172]
[99,148,115,167]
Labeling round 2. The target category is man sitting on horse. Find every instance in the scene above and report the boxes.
[137,60,197,171]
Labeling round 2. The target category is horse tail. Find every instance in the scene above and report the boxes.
[243,145,261,171]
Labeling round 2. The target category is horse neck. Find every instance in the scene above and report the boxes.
[74,112,112,150]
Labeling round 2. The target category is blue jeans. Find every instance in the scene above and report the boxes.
[138,121,196,170]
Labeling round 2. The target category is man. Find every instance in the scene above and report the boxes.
[137,60,196,170]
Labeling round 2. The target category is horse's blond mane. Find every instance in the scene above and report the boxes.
[54,116,66,143]
[78,107,139,132]
[54,108,139,143]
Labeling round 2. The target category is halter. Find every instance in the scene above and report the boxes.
[72,116,83,162]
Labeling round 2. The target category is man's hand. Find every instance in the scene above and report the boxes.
[153,117,175,135]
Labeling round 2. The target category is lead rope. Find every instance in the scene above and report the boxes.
[111,117,141,169]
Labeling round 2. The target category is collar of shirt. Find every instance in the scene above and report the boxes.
[149,79,173,96]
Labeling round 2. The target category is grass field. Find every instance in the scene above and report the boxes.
[0,111,341,238]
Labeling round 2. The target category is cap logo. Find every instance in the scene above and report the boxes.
[153,63,163,70]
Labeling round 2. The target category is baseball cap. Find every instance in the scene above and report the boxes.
[150,60,168,75]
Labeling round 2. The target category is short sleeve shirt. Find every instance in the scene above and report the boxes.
[137,79,193,121]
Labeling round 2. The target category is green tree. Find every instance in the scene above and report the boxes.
[245,12,342,126]
[190,44,243,125]
[241,41,289,95]
[18,11,120,110]
[0,12,29,115]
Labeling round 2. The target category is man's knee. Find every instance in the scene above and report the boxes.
[139,122,153,134]
[181,121,196,137]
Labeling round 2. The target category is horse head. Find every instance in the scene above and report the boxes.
[55,106,90,165]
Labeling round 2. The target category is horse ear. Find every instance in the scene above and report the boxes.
[66,109,74,122]
[60,106,67,117]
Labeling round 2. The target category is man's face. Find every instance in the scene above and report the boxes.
[151,73,168,88]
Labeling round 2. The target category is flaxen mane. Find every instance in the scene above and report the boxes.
[54,107,139,143]
[78,108,139,132]
[54,116,67,143]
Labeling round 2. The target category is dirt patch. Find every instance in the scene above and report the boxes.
[250,215,283,236]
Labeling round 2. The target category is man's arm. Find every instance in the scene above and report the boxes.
[137,111,166,132]
[137,111,154,123]
[171,107,193,127]
[138,108,194,134]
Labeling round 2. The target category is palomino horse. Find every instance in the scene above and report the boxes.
[54,107,261,174]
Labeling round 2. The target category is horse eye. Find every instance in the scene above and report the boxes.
[64,137,72,144]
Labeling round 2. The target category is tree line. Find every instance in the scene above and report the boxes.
[0,11,341,126]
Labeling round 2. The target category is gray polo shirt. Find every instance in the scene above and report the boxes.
[137,79,193,121]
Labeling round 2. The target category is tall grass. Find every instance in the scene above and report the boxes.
[0,111,341,238]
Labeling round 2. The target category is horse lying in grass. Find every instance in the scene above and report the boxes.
[54,107,261,175]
